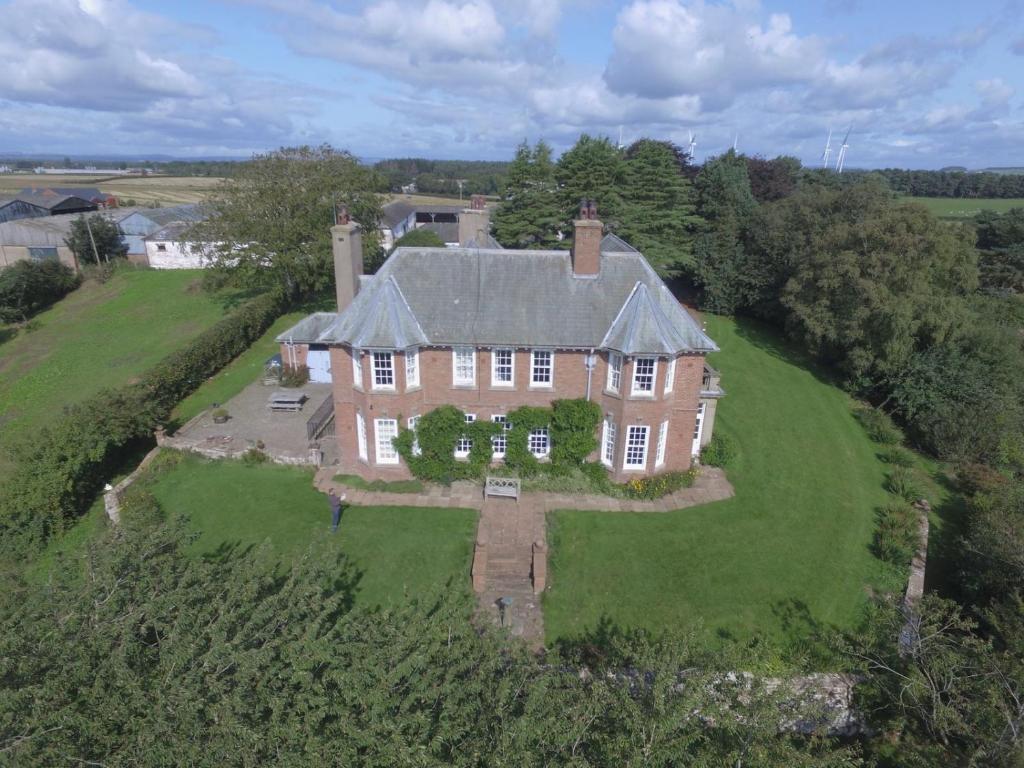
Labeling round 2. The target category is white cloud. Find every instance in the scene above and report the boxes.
[975,78,1015,108]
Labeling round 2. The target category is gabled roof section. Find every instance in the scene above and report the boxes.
[601,282,717,356]
[601,232,639,253]
[466,233,503,249]
[276,312,338,344]
[320,275,428,349]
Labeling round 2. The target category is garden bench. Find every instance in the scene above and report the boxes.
[268,391,307,412]
[485,476,520,500]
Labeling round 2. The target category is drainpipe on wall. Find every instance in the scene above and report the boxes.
[585,349,596,400]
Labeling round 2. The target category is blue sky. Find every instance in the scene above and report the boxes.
[0,0,1021,168]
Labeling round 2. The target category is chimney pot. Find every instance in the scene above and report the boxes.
[335,204,350,226]
[572,200,602,276]
[470,194,485,211]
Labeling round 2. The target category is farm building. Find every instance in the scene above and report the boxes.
[0,198,49,224]
[19,187,118,208]
[15,191,98,216]
[119,205,204,262]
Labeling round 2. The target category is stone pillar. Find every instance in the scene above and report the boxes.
[154,425,167,446]
[532,540,547,594]
[472,538,488,593]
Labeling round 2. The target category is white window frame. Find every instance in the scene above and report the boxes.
[663,357,676,394]
[528,427,550,458]
[453,347,476,387]
[623,425,649,470]
[352,348,363,388]
[455,413,476,458]
[491,348,514,387]
[530,350,553,388]
[606,352,622,393]
[405,347,420,389]
[601,418,617,467]
[408,415,421,456]
[491,415,510,458]
[630,357,658,397]
[356,411,368,461]
[370,350,395,391]
[656,420,668,467]
[374,418,399,464]
[692,402,706,457]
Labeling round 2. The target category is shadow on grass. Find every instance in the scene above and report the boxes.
[0,325,18,348]
[922,470,970,600]
[730,314,849,391]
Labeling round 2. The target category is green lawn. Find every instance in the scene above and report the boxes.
[148,453,476,607]
[0,269,237,480]
[906,196,1024,219]
[544,316,901,646]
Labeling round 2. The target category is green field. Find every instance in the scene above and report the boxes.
[0,173,221,206]
[544,315,902,647]
[906,196,1024,219]
[147,453,476,607]
[0,270,237,479]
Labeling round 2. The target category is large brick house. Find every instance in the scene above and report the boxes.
[279,199,723,482]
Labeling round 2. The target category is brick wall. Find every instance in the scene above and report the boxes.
[280,342,309,370]
[330,345,707,481]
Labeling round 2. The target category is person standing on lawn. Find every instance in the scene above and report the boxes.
[328,487,345,533]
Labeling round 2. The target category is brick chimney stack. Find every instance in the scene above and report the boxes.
[572,199,602,277]
[332,204,363,312]
[458,194,491,247]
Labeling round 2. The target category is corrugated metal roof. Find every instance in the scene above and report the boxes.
[314,244,717,355]
[382,201,415,229]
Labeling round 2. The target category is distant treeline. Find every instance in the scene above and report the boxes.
[841,167,1024,198]
[373,158,509,196]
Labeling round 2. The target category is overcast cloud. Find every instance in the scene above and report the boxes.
[0,0,1020,168]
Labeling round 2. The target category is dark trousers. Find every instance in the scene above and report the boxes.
[331,505,342,532]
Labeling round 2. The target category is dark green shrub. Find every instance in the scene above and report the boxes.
[854,405,904,445]
[281,364,309,387]
[957,462,1010,497]
[503,406,553,478]
[700,432,737,467]
[579,461,613,493]
[886,466,923,502]
[0,259,80,324]
[879,445,914,467]
[873,501,920,564]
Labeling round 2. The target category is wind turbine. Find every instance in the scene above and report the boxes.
[687,131,697,162]
[821,129,833,169]
[835,127,851,173]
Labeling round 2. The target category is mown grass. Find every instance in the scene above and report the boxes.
[544,315,902,647]
[332,474,425,494]
[0,269,239,481]
[147,453,475,608]
[906,196,1024,219]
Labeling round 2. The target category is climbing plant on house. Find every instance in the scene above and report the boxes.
[394,399,601,484]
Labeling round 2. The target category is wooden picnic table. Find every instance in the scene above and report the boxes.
[268,391,308,412]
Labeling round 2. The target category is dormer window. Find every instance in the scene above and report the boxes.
[631,357,657,396]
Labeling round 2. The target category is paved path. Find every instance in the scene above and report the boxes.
[475,495,546,646]
[311,465,735,650]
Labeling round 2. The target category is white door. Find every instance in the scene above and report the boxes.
[307,348,332,383]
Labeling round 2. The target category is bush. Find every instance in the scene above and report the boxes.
[619,470,697,500]
[281,364,309,387]
[879,445,915,467]
[241,448,270,465]
[0,290,287,555]
[886,466,923,503]
[854,405,905,445]
[873,501,920,564]
[0,259,80,324]
[700,432,736,467]
[957,462,1010,497]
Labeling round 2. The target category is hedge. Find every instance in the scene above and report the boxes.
[0,290,287,556]
[0,260,80,324]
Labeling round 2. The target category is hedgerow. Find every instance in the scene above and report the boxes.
[0,290,287,556]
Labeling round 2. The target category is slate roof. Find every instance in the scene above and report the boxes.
[276,312,340,344]
[382,201,415,229]
[465,233,503,249]
[305,242,716,355]
[419,221,460,244]
[601,232,639,253]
